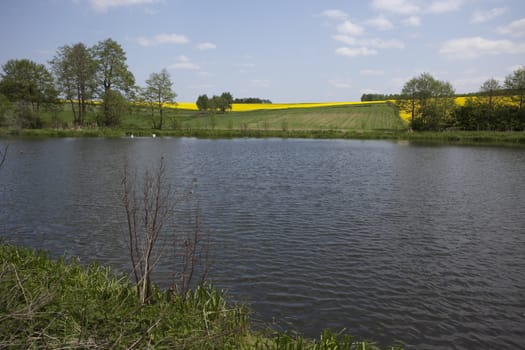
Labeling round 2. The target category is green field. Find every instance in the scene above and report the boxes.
[175,104,406,131]
[33,102,407,132]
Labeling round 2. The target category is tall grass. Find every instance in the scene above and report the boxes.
[0,243,403,349]
[0,243,248,349]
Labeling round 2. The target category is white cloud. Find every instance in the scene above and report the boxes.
[196,42,217,50]
[360,69,385,76]
[338,20,364,36]
[169,55,200,70]
[332,35,356,45]
[402,15,421,26]
[371,0,419,15]
[336,47,378,57]
[498,18,525,37]
[319,9,348,20]
[427,0,463,14]
[440,36,525,59]
[329,79,352,88]
[136,33,189,47]
[366,15,394,30]
[89,0,160,12]
[470,7,507,24]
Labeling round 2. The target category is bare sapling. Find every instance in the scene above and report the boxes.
[0,143,8,170]
[172,210,209,297]
[122,157,209,304]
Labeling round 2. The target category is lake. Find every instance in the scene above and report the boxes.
[1,137,524,349]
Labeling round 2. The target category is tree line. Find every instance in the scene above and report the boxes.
[195,92,233,113]
[0,38,177,129]
[1,37,524,132]
[396,68,525,131]
[233,97,272,104]
[195,94,273,113]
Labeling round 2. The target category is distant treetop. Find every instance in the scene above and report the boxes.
[233,97,272,104]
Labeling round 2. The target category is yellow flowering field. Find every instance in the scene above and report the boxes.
[166,100,388,112]
[455,96,520,107]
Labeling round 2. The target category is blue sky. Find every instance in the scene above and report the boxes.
[1,0,524,102]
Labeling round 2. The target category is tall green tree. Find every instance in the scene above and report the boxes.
[399,73,455,130]
[92,38,135,96]
[399,77,418,124]
[0,93,11,126]
[480,78,501,108]
[98,90,128,127]
[50,43,97,126]
[219,92,233,112]
[92,38,135,126]
[504,66,525,110]
[196,94,209,111]
[0,59,57,113]
[144,69,176,129]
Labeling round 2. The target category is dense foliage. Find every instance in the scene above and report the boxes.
[196,92,233,113]
[360,93,400,102]
[396,70,525,131]
[234,97,272,104]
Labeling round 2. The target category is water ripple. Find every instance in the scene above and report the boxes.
[1,138,524,349]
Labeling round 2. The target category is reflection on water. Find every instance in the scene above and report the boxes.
[1,137,524,349]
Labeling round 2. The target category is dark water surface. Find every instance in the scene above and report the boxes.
[1,137,524,349]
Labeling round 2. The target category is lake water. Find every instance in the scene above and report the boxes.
[1,137,524,349]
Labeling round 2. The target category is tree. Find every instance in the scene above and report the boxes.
[122,158,208,303]
[98,90,128,127]
[92,38,135,96]
[480,78,501,108]
[0,59,58,113]
[0,143,7,170]
[400,77,418,125]
[92,39,135,126]
[196,94,209,111]
[210,95,224,113]
[504,66,525,110]
[144,69,176,129]
[220,92,233,112]
[399,73,455,130]
[50,43,97,126]
[0,93,11,126]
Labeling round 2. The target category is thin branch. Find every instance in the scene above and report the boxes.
[0,143,8,170]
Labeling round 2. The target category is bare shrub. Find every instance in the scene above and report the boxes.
[0,143,8,170]
[122,157,208,304]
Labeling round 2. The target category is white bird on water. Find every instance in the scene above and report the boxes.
[152,133,156,138]
[130,134,134,139]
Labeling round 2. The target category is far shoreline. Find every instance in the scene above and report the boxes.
[1,128,525,147]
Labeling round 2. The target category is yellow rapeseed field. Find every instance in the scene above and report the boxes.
[163,96,519,124]
[167,100,387,112]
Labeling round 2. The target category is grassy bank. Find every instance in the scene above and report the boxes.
[2,127,525,147]
[0,243,402,349]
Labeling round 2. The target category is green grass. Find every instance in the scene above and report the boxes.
[0,243,402,349]
[31,102,406,132]
[2,102,524,146]
[174,104,406,131]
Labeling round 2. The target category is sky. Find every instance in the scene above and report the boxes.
[0,0,524,103]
